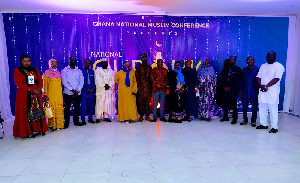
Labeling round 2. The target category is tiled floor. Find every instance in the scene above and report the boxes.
[1,113,300,183]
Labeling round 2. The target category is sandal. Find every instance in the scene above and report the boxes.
[251,122,256,127]
[240,121,247,125]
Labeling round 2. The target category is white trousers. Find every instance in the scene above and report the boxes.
[259,102,278,129]
[103,112,110,118]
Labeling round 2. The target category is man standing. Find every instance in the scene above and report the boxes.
[135,53,152,122]
[182,59,198,122]
[151,59,168,122]
[95,59,116,123]
[240,56,259,127]
[256,51,285,133]
[61,56,84,128]
[219,55,242,124]
[80,59,95,125]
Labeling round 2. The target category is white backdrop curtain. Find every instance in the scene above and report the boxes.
[0,13,14,121]
[283,14,300,115]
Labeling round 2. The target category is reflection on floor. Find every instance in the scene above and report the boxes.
[0,113,300,183]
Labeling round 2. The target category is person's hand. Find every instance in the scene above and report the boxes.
[132,92,137,95]
[44,95,49,101]
[200,88,203,93]
[33,89,40,95]
[72,90,79,96]
[227,87,231,92]
[194,87,198,93]
[71,89,76,94]
[105,84,110,90]
[178,88,184,92]
[87,89,93,93]
[214,87,217,92]
[260,85,268,92]
[239,92,242,98]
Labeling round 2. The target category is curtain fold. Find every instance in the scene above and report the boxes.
[0,13,14,121]
[283,14,300,115]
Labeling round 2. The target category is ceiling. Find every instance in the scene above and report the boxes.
[0,0,299,16]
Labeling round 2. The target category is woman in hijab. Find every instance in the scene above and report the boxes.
[197,58,219,121]
[168,61,185,123]
[13,54,48,138]
[43,59,64,131]
[114,61,138,123]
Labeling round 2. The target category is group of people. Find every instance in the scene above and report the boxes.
[12,51,284,138]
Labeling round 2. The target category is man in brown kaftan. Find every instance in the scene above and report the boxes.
[135,53,152,122]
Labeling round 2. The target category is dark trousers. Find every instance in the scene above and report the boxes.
[64,94,81,125]
[138,94,151,117]
[242,97,258,123]
[81,95,95,121]
[222,92,238,122]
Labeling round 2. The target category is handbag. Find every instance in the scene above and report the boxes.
[44,102,53,118]
[27,97,45,121]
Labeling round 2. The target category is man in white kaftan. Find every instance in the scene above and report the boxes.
[256,51,285,133]
[94,60,116,122]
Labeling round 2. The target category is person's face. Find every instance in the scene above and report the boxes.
[84,60,91,69]
[69,57,77,67]
[51,60,57,69]
[125,63,130,70]
[101,61,108,69]
[141,53,147,64]
[205,59,210,66]
[229,59,236,65]
[246,57,255,66]
[22,57,31,67]
[175,63,181,70]
[157,59,163,68]
[266,52,276,64]
[185,61,191,69]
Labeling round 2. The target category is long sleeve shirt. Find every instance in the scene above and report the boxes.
[81,68,96,98]
[61,66,84,95]
[150,67,168,92]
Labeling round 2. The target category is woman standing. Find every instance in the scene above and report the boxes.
[43,59,64,131]
[115,62,138,123]
[168,61,185,123]
[197,58,219,121]
[13,54,48,138]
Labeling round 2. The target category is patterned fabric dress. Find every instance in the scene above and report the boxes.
[43,69,64,129]
[198,74,219,120]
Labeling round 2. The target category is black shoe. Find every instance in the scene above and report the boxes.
[220,118,229,122]
[160,118,167,122]
[187,118,192,122]
[49,127,54,132]
[168,118,174,122]
[256,125,268,129]
[152,118,157,122]
[240,121,248,125]
[251,122,256,127]
[64,123,69,129]
[269,128,278,133]
[88,119,95,124]
[104,118,112,122]
[95,119,100,123]
[74,122,83,126]
[174,120,182,123]
[82,121,86,125]
[36,132,46,136]
[231,121,237,124]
